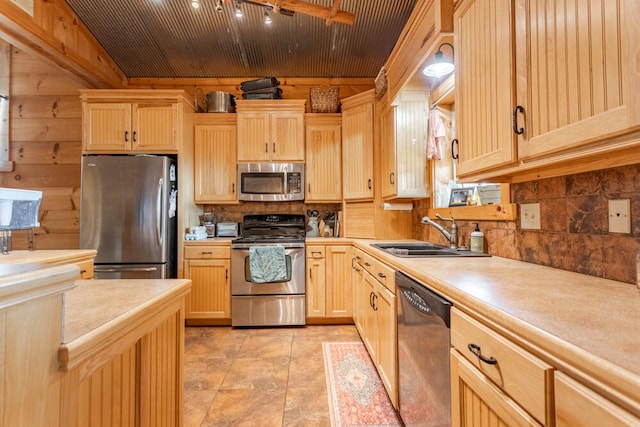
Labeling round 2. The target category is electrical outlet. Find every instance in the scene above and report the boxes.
[521,203,541,230]
[608,199,631,233]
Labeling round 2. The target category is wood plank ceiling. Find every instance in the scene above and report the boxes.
[62,0,418,78]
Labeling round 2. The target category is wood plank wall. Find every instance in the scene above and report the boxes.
[1,46,91,249]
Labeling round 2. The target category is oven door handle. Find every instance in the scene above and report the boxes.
[231,243,305,250]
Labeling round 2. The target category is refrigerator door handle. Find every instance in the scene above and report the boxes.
[94,267,159,273]
[157,177,164,247]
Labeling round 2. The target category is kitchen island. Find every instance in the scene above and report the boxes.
[0,252,191,427]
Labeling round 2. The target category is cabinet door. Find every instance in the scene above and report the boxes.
[451,350,543,427]
[342,102,374,200]
[183,259,230,319]
[194,122,237,203]
[376,282,397,409]
[516,0,640,159]
[305,116,342,202]
[351,251,365,333]
[237,112,270,161]
[379,101,397,199]
[270,112,305,161]
[306,255,326,318]
[455,0,517,176]
[325,245,352,318]
[394,91,429,198]
[83,102,131,152]
[132,102,179,152]
[362,271,378,362]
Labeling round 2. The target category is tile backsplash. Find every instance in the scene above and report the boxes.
[415,163,640,285]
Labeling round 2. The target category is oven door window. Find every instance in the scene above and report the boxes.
[244,254,292,283]
[241,173,285,194]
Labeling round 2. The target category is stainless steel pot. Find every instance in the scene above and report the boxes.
[206,91,235,113]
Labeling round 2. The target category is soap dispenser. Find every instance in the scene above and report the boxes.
[470,223,484,253]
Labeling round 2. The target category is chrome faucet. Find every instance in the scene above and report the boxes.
[421,214,457,249]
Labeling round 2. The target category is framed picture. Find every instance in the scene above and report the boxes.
[449,188,474,207]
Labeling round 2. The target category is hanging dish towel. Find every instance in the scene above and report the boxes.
[427,108,446,160]
[249,246,287,283]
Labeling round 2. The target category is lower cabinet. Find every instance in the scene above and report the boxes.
[555,371,640,427]
[353,251,398,409]
[450,308,553,426]
[183,243,231,324]
[306,243,352,322]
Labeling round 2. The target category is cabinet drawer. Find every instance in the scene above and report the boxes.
[184,246,230,259]
[374,261,395,293]
[306,246,325,259]
[76,259,94,279]
[362,254,376,275]
[451,308,553,425]
[555,371,640,427]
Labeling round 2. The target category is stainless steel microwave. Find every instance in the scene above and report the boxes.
[237,162,304,201]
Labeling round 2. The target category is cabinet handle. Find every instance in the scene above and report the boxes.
[372,293,378,311]
[309,268,312,279]
[232,183,235,193]
[311,251,322,256]
[273,142,276,152]
[201,251,213,255]
[265,143,268,153]
[377,272,386,279]
[468,343,498,365]
[133,131,137,142]
[124,131,129,142]
[512,105,525,135]
[389,172,395,185]
[352,258,356,269]
[368,179,372,190]
[364,262,371,267]
[451,139,459,160]
[308,183,311,193]
[369,291,375,308]
[226,269,228,280]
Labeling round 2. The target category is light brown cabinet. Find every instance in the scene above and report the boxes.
[236,99,306,162]
[183,244,231,324]
[80,90,194,153]
[306,244,352,322]
[450,308,554,426]
[341,90,375,200]
[380,90,429,199]
[194,114,237,203]
[455,0,640,180]
[305,114,342,202]
[554,371,640,427]
[353,252,398,409]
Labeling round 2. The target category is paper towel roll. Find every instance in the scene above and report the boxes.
[381,203,413,211]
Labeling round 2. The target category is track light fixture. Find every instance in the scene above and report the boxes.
[423,42,455,77]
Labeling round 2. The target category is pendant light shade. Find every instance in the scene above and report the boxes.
[423,43,455,77]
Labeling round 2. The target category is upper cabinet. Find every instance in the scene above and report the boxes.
[515,0,640,160]
[80,90,194,153]
[342,90,375,201]
[454,0,517,177]
[235,99,305,162]
[380,90,430,200]
[194,114,237,204]
[454,0,640,181]
[305,114,342,202]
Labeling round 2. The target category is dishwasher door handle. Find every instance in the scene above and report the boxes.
[468,343,498,365]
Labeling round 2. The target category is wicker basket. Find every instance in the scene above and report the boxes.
[309,86,340,113]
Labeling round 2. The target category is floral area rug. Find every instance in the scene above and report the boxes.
[322,341,402,427]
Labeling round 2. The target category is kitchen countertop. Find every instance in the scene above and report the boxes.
[0,249,97,264]
[352,239,640,416]
[59,278,191,370]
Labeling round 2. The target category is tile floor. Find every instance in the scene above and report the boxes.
[184,324,362,427]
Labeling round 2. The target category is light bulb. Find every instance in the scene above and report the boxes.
[191,0,200,9]
[264,10,272,24]
[235,4,243,17]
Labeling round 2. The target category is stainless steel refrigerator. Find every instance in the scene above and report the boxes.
[80,155,178,279]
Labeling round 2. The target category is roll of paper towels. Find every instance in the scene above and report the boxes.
[381,203,413,211]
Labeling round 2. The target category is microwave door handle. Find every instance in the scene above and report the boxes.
[283,170,288,195]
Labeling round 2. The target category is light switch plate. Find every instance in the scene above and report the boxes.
[521,203,541,230]
[608,199,631,233]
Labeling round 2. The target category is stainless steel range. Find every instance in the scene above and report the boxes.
[230,214,306,327]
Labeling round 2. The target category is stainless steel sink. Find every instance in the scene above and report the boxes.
[371,242,490,257]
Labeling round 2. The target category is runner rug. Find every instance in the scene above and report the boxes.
[322,341,402,427]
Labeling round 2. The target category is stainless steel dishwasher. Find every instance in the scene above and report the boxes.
[396,271,452,427]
